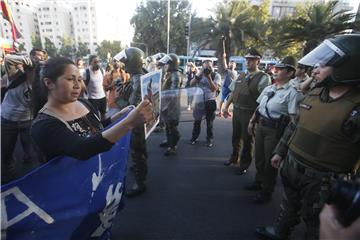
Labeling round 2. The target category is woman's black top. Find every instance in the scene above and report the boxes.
[31,100,113,162]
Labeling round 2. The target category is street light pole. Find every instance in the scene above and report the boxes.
[167,0,170,54]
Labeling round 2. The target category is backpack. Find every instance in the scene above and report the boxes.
[84,68,104,86]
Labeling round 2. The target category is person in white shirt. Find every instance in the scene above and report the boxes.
[83,55,107,119]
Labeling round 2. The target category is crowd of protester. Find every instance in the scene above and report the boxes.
[1,32,359,239]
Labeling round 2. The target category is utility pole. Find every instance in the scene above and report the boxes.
[186,5,192,64]
[167,0,170,54]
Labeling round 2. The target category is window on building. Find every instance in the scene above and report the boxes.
[38,8,41,11]
[19,22,22,26]
[272,6,281,18]
[54,8,56,11]
[15,2,19,5]
[75,7,77,10]
[40,22,43,25]
[16,9,19,12]
[56,22,59,25]
[45,21,52,25]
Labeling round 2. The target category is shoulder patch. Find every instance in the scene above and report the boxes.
[299,103,312,110]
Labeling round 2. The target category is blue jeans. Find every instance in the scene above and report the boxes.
[1,117,32,183]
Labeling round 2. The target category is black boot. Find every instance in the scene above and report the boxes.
[159,141,169,148]
[164,147,177,156]
[126,182,146,198]
[256,205,300,239]
[255,226,287,240]
[224,154,238,166]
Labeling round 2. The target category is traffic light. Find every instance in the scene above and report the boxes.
[185,25,189,37]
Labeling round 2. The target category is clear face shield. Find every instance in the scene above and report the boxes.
[298,39,346,68]
[158,55,172,66]
[113,50,127,63]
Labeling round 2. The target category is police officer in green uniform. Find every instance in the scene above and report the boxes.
[158,53,182,156]
[114,47,148,197]
[223,48,271,175]
[247,56,300,203]
[256,34,360,239]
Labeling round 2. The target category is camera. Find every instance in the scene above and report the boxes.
[326,177,360,227]
[203,67,212,75]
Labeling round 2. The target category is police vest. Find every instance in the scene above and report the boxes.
[232,71,266,111]
[162,71,181,90]
[288,87,360,173]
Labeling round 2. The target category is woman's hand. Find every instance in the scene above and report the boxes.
[125,99,154,129]
[271,154,283,168]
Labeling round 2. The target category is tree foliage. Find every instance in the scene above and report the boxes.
[76,41,89,57]
[58,36,74,58]
[190,0,357,60]
[95,40,122,60]
[44,37,57,57]
[131,0,190,55]
[31,34,42,49]
[280,0,356,56]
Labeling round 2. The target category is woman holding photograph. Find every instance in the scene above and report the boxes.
[31,57,153,163]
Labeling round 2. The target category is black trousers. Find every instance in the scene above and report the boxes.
[130,125,148,185]
[165,120,180,148]
[192,100,216,141]
[88,97,107,120]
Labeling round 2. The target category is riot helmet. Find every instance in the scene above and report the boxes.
[114,47,145,74]
[158,53,180,72]
[153,52,166,61]
[299,34,360,85]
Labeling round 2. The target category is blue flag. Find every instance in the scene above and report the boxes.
[1,115,131,240]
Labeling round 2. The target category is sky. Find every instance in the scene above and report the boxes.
[96,0,221,45]
[96,0,359,45]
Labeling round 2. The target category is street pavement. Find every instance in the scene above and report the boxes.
[112,116,305,240]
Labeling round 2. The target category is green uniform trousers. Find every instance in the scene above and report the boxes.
[130,125,148,185]
[254,123,281,192]
[275,153,332,239]
[232,107,253,169]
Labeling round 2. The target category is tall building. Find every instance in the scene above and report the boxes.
[0,0,39,53]
[37,0,98,54]
[268,0,353,19]
[67,0,98,54]
[37,0,72,50]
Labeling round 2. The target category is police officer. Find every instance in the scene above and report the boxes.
[114,47,148,197]
[256,34,360,240]
[223,48,271,175]
[158,53,182,156]
[247,56,300,203]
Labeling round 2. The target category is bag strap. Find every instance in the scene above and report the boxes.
[85,68,90,86]
[38,107,74,132]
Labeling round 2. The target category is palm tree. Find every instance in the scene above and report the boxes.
[281,0,356,56]
[191,0,270,73]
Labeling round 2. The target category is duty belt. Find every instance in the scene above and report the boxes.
[287,151,334,178]
[259,115,281,129]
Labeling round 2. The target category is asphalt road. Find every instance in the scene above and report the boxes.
[112,116,305,240]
